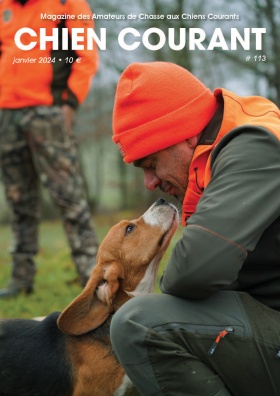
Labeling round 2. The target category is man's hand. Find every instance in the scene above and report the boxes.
[62,104,76,135]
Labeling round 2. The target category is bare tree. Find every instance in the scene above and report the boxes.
[204,0,280,104]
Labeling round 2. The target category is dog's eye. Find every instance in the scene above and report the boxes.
[125,224,134,235]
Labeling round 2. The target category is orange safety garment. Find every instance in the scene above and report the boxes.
[0,0,98,108]
[182,88,280,225]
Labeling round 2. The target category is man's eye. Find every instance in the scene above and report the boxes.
[145,162,155,170]
[142,159,156,170]
[125,224,135,235]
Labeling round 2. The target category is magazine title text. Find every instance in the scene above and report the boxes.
[15,27,267,51]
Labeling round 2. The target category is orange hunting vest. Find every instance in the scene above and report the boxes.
[182,88,280,226]
[0,0,98,108]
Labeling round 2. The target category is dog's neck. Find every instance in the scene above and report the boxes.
[112,289,131,313]
[82,290,131,338]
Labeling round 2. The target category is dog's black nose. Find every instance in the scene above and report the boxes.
[155,198,168,206]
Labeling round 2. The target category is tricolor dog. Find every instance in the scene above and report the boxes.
[0,198,178,396]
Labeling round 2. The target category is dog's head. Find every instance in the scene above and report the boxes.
[57,198,178,335]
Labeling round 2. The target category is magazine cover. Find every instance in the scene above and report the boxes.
[0,1,280,395]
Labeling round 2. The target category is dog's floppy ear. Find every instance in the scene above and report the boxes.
[57,261,124,336]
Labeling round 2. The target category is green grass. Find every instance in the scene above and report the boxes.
[0,213,182,319]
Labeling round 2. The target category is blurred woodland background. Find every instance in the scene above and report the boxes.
[0,0,279,222]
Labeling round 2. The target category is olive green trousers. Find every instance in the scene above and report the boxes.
[111,291,280,396]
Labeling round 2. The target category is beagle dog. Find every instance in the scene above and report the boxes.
[0,198,178,396]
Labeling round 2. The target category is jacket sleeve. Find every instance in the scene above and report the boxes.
[64,0,99,106]
[160,127,280,299]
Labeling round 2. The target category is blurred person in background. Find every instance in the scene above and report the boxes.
[0,0,99,297]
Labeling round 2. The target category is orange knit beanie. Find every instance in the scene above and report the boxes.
[112,62,218,163]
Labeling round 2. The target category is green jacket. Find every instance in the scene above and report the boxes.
[160,93,280,311]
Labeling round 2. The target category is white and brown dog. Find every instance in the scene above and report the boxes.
[0,198,178,396]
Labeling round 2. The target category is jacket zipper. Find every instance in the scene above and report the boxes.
[208,326,234,356]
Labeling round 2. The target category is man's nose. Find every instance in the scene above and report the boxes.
[143,170,161,191]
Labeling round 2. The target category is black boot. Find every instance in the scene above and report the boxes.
[0,254,36,298]
[0,280,33,298]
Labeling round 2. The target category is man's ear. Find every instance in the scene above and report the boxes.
[186,135,200,149]
[57,261,124,336]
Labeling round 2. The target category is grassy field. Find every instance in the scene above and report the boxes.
[0,212,182,319]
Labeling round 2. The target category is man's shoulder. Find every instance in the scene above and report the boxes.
[213,126,280,160]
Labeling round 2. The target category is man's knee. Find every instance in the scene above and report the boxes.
[110,296,142,340]
[110,295,154,364]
